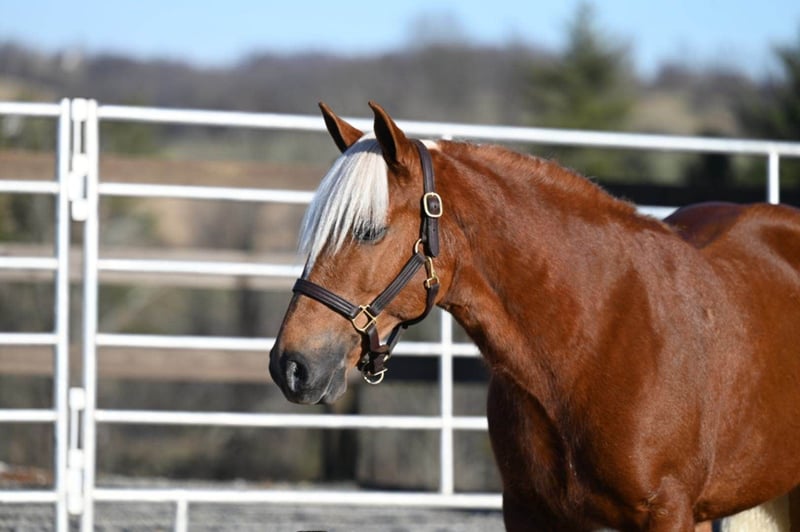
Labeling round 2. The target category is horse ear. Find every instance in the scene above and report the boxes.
[319,102,363,153]
[369,101,415,170]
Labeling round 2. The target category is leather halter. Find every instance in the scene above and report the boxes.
[292,140,442,384]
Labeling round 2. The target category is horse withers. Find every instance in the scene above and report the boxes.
[269,102,800,531]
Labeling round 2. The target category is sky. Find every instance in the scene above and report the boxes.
[1,0,799,79]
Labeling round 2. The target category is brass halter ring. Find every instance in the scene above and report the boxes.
[362,367,387,385]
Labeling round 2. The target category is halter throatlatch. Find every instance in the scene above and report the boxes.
[292,140,442,384]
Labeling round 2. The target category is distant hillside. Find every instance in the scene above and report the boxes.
[0,41,758,136]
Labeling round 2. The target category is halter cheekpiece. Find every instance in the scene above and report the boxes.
[292,140,442,384]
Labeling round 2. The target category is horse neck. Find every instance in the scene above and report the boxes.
[436,144,674,403]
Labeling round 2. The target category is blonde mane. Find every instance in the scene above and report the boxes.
[299,134,389,266]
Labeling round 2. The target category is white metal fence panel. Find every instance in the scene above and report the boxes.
[2,98,800,531]
[0,99,71,532]
[82,100,494,532]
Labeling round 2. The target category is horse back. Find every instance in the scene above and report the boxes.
[667,201,800,287]
[668,200,800,249]
[665,202,748,248]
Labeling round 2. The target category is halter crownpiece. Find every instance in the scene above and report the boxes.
[292,139,442,384]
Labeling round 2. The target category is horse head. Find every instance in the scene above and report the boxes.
[269,102,451,404]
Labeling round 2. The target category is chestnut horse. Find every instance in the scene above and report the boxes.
[269,102,800,531]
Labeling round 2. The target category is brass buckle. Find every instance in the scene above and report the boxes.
[351,305,377,333]
[422,192,443,218]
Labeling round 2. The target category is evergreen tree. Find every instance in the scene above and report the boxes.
[526,3,634,131]
[522,3,644,182]
[738,31,800,141]
[737,28,800,187]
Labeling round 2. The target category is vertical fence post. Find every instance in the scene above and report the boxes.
[439,132,456,497]
[174,497,189,532]
[79,99,100,532]
[768,150,780,204]
[440,310,454,495]
[53,97,72,532]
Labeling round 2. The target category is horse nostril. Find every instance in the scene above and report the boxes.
[284,356,309,393]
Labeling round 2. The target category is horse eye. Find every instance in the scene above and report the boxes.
[353,225,387,243]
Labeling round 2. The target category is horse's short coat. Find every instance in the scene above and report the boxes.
[269,102,800,531]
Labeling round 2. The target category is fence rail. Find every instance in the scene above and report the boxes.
[2,98,800,531]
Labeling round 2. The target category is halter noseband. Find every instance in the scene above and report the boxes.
[292,140,442,385]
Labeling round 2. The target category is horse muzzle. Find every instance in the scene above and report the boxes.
[269,346,347,404]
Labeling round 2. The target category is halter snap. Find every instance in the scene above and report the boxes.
[424,256,439,289]
[359,352,388,385]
